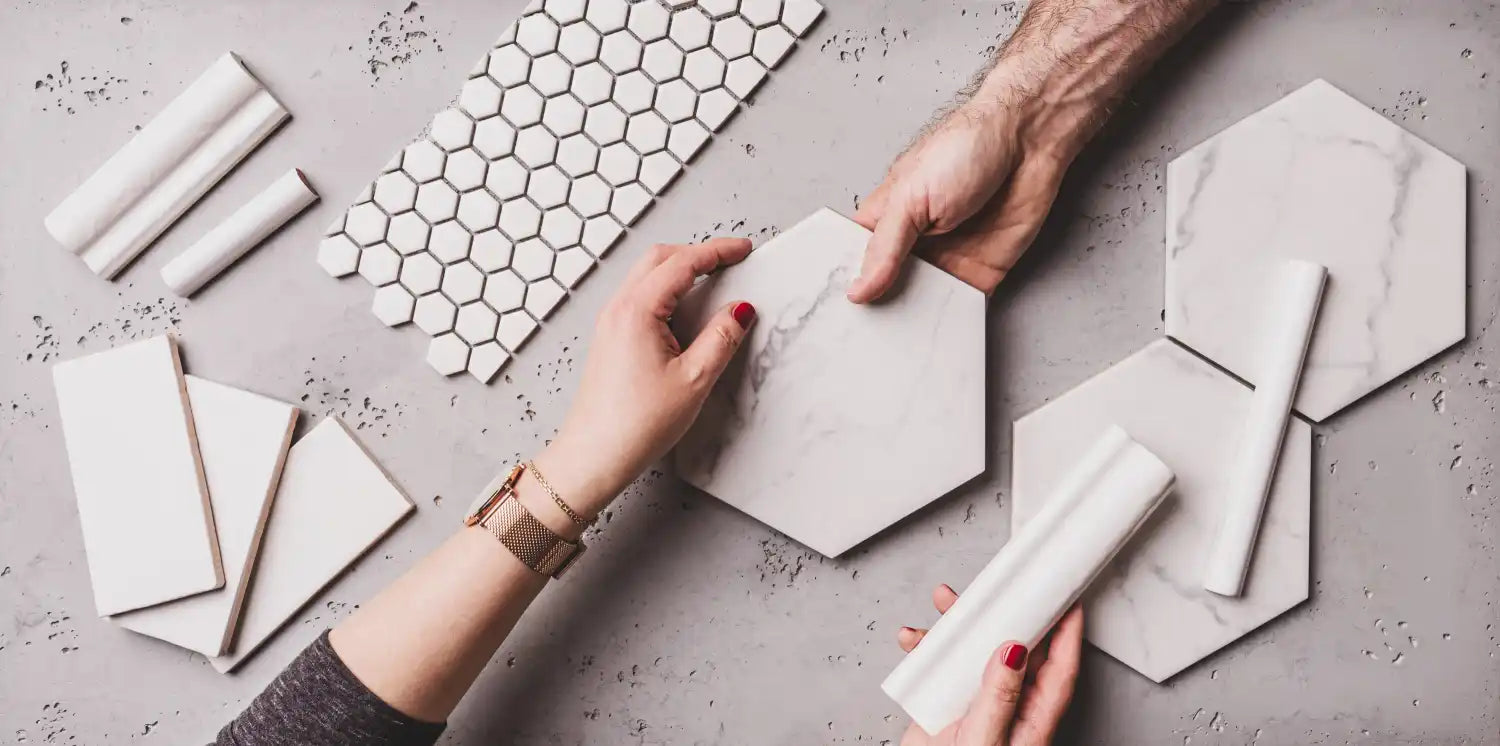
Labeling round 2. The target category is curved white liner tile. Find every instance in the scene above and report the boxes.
[319,0,823,383]
[45,53,290,279]
[883,425,1174,736]
[1202,260,1325,597]
[162,169,320,296]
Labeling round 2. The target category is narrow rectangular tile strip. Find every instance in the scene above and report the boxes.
[161,169,320,296]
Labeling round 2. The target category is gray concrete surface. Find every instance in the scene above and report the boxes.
[2,1,1497,743]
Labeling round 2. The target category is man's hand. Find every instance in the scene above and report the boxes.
[848,0,1214,303]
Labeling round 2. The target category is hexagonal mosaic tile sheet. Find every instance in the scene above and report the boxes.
[1164,79,1466,422]
[318,0,823,382]
[1011,339,1310,683]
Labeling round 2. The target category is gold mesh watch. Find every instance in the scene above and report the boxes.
[464,464,584,578]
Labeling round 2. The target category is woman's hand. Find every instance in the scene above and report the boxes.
[898,585,1085,746]
[534,237,757,517]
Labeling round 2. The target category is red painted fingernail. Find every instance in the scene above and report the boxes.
[731,302,756,328]
[1002,643,1028,671]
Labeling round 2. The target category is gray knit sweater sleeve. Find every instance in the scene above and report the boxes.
[214,630,446,746]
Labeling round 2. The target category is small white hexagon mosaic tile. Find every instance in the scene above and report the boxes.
[320,0,823,382]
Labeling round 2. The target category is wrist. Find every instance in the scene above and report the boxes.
[969,59,1102,163]
[528,441,619,522]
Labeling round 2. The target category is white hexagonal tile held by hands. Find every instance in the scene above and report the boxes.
[319,0,824,382]
[1164,79,1466,422]
[673,209,985,558]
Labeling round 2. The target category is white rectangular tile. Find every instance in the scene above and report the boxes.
[114,376,298,656]
[210,418,413,672]
[52,335,223,616]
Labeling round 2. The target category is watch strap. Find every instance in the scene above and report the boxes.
[483,495,583,577]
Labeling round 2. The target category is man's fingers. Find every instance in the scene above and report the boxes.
[932,583,959,614]
[853,177,895,230]
[847,197,927,304]
[634,238,752,318]
[897,626,927,653]
[958,643,1028,746]
[675,300,755,389]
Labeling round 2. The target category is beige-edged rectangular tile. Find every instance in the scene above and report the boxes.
[52,335,223,616]
[114,376,298,656]
[210,418,413,672]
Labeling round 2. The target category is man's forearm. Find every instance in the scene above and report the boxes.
[977,0,1217,156]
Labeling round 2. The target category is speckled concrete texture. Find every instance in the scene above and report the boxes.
[1,1,1496,743]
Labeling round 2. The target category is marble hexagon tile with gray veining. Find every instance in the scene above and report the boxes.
[316,0,825,384]
[1164,79,1466,422]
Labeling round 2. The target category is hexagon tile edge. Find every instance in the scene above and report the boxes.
[318,0,826,383]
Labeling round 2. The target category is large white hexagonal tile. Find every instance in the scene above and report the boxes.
[673,208,985,557]
[1165,79,1466,422]
[1011,339,1310,683]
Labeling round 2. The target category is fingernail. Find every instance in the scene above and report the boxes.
[1002,643,1028,671]
[732,301,756,328]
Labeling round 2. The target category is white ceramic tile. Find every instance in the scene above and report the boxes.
[780,0,823,35]
[460,77,504,119]
[455,301,501,343]
[542,95,586,137]
[467,342,511,383]
[524,277,568,319]
[400,252,444,295]
[1164,79,1466,422]
[474,117,518,159]
[371,284,418,326]
[114,377,298,657]
[317,234,361,277]
[444,148,489,191]
[499,198,542,240]
[489,45,532,87]
[486,157,530,199]
[724,57,768,99]
[373,171,418,214]
[53,335,222,615]
[323,212,345,237]
[210,418,413,672]
[669,7,713,50]
[610,182,652,225]
[674,209,986,557]
[387,213,431,255]
[500,85,544,127]
[511,237,556,280]
[529,53,574,96]
[570,62,615,104]
[415,181,459,222]
[471,230,514,272]
[345,203,388,246]
[442,261,487,304]
[552,247,595,288]
[638,151,683,194]
[357,243,401,286]
[1010,339,1310,683]
[326,0,821,381]
[558,22,602,64]
[483,270,528,312]
[556,134,601,177]
[430,109,476,151]
[527,166,571,208]
[696,88,739,130]
[457,190,501,232]
[627,111,670,153]
[428,221,473,263]
[514,125,559,167]
[413,292,459,335]
[496,310,540,352]
[402,140,447,182]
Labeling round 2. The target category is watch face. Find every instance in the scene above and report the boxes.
[465,465,524,524]
[465,489,494,521]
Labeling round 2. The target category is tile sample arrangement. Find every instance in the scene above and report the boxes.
[115,376,298,657]
[52,335,223,616]
[885,426,1173,735]
[1165,79,1466,422]
[161,168,320,296]
[673,208,986,557]
[1011,340,1311,683]
[211,418,414,672]
[46,53,290,279]
[319,0,824,382]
